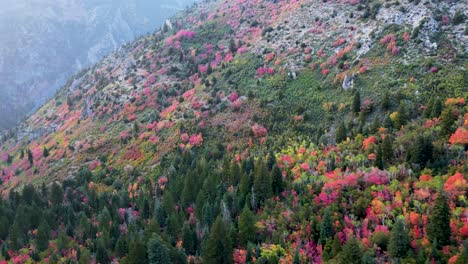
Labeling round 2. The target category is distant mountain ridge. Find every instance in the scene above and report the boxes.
[0,0,196,130]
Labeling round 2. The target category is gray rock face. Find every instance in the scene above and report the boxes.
[0,0,196,130]
[342,74,354,91]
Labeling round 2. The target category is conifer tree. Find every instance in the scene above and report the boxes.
[271,164,284,196]
[27,149,33,165]
[353,91,361,113]
[147,234,171,264]
[395,103,408,128]
[252,159,271,206]
[336,121,347,143]
[431,98,442,118]
[228,161,241,186]
[96,238,110,264]
[238,203,256,247]
[382,135,393,165]
[43,147,49,158]
[320,208,334,245]
[440,107,455,137]
[381,91,390,110]
[267,151,276,171]
[127,238,147,264]
[339,236,362,264]
[388,219,410,259]
[203,216,233,264]
[375,145,384,169]
[35,220,50,252]
[49,182,63,206]
[293,248,300,264]
[409,135,433,166]
[182,224,197,255]
[427,193,451,247]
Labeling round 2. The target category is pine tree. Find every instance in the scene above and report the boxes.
[381,91,390,110]
[182,224,197,255]
[252,159,271,206]
[127,238,147,264]
[338,236,362,264]
[181,173,196,207]
[293,247,300,264]
[375,145,384,169]
[352,91,361,113]
[382,135,393,165]
[115,235,127,258]
[267,151,276,171]
[320,208,334,245]
[388,219,410,259]
[43,147,49,158]
[228,161,241,186]
[427,193,451,247]
[395,103,408,128]
[271,165,284,196]
[147,234,171,264]
[409,135,433,166]
[27,149,33,165]
[203,216,233,264]
[238,203,256,247]
[49,182,63,205]
[440,107,455,137]
[96,238,110,264]
[35,220,50,252]
[431,98,442,118]
[371,116,380,134]
[336,121,347,143]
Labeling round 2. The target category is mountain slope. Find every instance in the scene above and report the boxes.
[0,0,197,130]
[0,0,467,263]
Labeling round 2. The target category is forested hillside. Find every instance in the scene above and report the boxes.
[0,0,467,263]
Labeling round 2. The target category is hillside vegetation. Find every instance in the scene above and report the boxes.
[0,0,467,263]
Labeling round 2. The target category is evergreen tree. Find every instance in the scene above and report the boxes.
[353,91,361,113]
[115,235,127,258]
[96,238,110,264]
[440,107,455,136]
[181,173,196,207]
[293,247,300,264]
[388,219,410,259]
[35,220,50,252]
[49,182,63,205]
[395,103,408,128]
[424,97,435,118]
[9,223,22,251]
[427,193,451,247]
[252,159,271,206]
[147,234,171,264]
[27,149,33,165]
[375,145,384,169]
[238,203,256,247]
[409,135,433,166]
[43,147,49,158]
[339,236,362,264]
[228,161,241,186]
[271,165,284,196]
[371,116,380,134]
[431,98,442,118]
[320,208,334,245]
[126,238,147,264]
[382,135,393,165]
[203,216,233,264]
[238,172,250,199]
[336,121,347,143]
[381,91,390,110]
[182,224,197,255]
